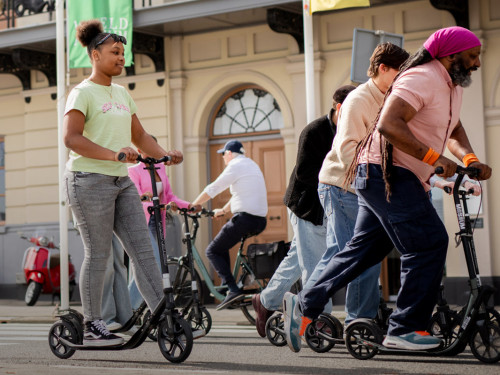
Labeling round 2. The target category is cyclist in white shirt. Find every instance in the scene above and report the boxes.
[191,140,268,310]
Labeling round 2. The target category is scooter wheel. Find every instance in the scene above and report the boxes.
[25,280,42,306]
[265,312,287,347]
[305,314,340,353]
[187,305,212,334]
[469,322,500,363]
[48,320,78,359]
[157,316,193,363]
[427,310,461,350]
[345,319,383,360]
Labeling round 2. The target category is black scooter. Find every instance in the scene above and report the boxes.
[344,166,500,363]
[47,155,194,363]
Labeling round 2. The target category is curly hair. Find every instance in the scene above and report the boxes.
[344,46,434,200]
[75,19,106,58]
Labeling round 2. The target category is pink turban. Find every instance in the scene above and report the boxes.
[423,26,481,59]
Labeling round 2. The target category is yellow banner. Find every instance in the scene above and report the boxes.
[310,0,370,14]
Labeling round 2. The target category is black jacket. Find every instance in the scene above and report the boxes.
[283,111,336,226]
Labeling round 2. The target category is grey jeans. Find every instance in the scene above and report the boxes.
[65,171,163,322]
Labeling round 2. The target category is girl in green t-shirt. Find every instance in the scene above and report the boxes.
[64,19,182,347]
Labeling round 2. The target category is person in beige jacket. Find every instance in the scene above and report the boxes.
[302,43,409,327]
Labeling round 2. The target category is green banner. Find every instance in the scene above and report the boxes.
[67,0,133,68]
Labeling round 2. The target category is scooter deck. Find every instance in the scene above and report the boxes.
[356,337,444,355]
[59,337,125,350]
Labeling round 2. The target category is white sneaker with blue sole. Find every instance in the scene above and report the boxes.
[382,331,442,350]
[283,292,301,352]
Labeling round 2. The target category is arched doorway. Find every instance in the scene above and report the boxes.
[207,85,288,283]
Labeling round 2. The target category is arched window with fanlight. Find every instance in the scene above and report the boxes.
[210,85,283,138]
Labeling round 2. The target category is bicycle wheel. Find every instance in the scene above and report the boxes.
[187,305,212,334]
[48,320,78,359]
[469,322,500,363]
[143,310,159,342]
[167,260,203,308]
[157,316,193,363]
[238,270,265,325]
[487,307,500,326]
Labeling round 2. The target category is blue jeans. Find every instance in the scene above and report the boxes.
[305,183,381,323]
[129,215,162,310]
[260,209,328,311]
[102,234,133,325]
[299,164,448,336]
[65,171,163,322]
[206,212,266,292]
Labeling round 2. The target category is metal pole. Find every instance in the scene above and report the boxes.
[303,0,316,123]
[56,0,69,310]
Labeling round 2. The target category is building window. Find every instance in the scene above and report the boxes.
[0,137,4,224]
[211,86,283,138]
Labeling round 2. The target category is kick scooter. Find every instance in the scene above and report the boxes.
[48,155,194,363]
[343,166,500,363]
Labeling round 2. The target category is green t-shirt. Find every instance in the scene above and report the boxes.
[65,79,137,176]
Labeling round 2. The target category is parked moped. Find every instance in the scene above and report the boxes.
[19,233,77,306]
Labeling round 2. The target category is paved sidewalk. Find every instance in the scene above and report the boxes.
[0,298,347,325]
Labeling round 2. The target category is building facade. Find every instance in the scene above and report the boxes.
[0,0,499,304]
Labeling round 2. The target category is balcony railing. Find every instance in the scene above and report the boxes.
[0,0,55,29]
[0,0,187,30]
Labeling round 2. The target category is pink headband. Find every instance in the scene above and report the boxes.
[423,26,481,59]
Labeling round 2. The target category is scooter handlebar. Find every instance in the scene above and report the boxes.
[117,153,172,164]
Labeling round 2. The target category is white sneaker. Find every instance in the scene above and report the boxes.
[192,329,206,340]
[123,325,139,336]
[106,321,123,331]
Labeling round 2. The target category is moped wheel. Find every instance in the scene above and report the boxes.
[48,320,78,359]
[265,312,287,347]
[187,305,212,334]
[469,322,500,363]
[345,319,383,360]
[25,280,42,306]
[157,316,193,363]
[305,314,339,353]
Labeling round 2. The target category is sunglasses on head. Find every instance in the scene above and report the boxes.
[95,33,127,47]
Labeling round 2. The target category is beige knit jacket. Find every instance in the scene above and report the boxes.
[318,78,385,193]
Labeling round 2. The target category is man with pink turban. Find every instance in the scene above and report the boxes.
[282,26,492,352]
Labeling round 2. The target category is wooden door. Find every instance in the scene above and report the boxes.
[208,138,288,286]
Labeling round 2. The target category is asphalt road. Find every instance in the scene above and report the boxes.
[1,320,500,375]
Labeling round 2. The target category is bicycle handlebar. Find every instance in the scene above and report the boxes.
[165,204,214,218]
[117,153,171,163]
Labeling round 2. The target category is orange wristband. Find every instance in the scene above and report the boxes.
[422,148,440,166]
[463,153,479,167]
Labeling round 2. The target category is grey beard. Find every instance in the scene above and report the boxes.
[449,61,472,88]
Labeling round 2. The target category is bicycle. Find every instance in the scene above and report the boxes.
[167,206,268,325]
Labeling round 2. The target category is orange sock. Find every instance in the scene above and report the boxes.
[299,316,312,336]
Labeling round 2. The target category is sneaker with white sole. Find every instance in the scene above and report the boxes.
[382,331,442,350]
[83,320,124,347]
[106,321,123,331]
[192,329,206,340]
[283,292,302,352]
